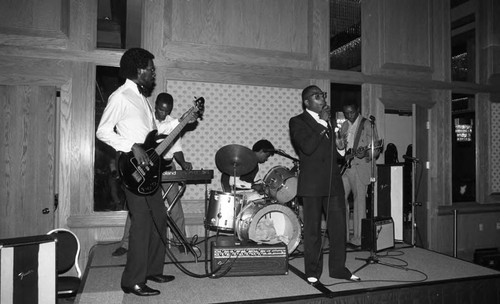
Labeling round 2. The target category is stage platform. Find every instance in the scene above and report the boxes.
[75,238,500,304]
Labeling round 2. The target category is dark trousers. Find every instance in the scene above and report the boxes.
[121,188,167,287]
[301,195,349,279]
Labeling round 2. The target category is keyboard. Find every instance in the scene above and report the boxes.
[162,169,214,182]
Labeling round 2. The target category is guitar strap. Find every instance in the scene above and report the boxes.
[352,117,366,152]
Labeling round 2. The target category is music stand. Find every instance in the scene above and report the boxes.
[352,116,391,275]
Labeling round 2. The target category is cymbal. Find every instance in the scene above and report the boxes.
[215,144,257,176]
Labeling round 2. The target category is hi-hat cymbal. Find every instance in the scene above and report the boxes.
[215,144,257,176]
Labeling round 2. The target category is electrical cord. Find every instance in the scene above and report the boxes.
[144,196,223,278]
[323,250,429,287]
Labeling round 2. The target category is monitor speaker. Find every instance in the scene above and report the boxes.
[361,217,395,252]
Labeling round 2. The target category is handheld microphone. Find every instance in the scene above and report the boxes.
[403,155,420,163]
[369,115,376,122]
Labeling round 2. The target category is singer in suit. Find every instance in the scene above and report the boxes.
[289,85,359,284]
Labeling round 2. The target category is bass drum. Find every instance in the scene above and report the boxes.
[263,166,297,203]
[235,201,301,254]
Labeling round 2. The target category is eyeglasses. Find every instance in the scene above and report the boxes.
[306,91,327,100]
[143,66,156,73]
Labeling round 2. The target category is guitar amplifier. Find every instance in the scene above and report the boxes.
[211,239,288,277]
[361,217,395,252]
[0,235,56,304]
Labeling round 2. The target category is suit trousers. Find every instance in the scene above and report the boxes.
[118,162,186,250]
[342,167,369,244]
[121,188,167,288]
[301,195,347,279]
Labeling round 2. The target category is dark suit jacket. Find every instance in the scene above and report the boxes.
[289,111,345,198]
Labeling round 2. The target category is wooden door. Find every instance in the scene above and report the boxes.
[0,85,56,238]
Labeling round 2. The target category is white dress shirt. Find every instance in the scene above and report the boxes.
[306,108,328,127]
[96,79,156,152]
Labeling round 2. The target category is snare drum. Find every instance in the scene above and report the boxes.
[206,191,243,232]
[263,166,298,203]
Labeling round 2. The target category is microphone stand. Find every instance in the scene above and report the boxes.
[353,116,393,275]
[408,157,419,247]
[273,149,299,163]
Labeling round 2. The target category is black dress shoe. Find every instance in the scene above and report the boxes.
[146,274,175,283]
[121,284,160,296]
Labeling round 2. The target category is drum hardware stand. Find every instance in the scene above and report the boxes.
[162,182,198,261]
[203,183,212,274]
[273,149,300,175]
[274,149,301,217]
[352,116,390,275]
[231,165,241,240]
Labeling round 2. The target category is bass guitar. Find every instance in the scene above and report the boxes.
[340,140,383,175]
[118,97,205,195]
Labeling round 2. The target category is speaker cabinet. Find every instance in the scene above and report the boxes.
[361,217,395,252]
[474,248,500,271]
[377,164,404,241]
[0,235,56,304]
[211,239,288,277]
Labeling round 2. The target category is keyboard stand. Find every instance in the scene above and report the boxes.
[161,181,199,262]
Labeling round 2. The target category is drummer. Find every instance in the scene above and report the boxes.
[221,139,275,200]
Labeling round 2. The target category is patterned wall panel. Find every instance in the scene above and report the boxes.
[491,103,500,193]
[166,81,304,200]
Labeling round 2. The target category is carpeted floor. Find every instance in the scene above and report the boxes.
[75,238,500,304]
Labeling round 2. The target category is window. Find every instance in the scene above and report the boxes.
[97,0,142,49]
[94,66,126,211]
[451,0,476,82]
[451,94,476,202]
[330,0,361,71]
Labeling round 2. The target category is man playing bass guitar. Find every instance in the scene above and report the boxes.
[96,48,201,297]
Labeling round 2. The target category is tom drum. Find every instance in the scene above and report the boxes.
[263,166,298,203]
[206,191,243,232]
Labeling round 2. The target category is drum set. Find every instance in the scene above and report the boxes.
[207,144,301,254]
